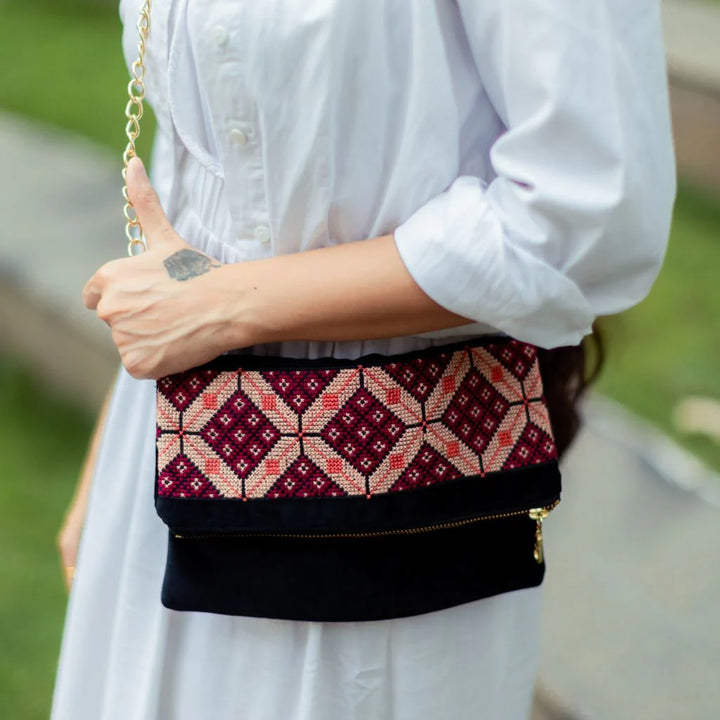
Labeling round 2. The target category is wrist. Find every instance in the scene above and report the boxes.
[211,261,277,352]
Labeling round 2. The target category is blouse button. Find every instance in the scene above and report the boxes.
[229,128,248,146]
[211,25,229,47]
[254,225,271,243]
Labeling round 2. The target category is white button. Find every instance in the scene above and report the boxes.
[229,128,248,146]
[254,225,271,243]
[211,25,229,47]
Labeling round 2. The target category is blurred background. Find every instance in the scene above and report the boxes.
[0,0,718,718]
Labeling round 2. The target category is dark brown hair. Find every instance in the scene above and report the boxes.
[537,322,605,459]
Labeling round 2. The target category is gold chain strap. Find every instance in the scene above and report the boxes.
[122,0,152,256]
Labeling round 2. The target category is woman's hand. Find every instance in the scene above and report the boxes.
[57,498,86,591]
[83,158,244,379]
[83,160,476,378]
[56,386,113,592]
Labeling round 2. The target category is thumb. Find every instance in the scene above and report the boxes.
[126,156,175,249]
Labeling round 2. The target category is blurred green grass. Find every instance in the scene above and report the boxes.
[0,358,92,720]
[0,0,155,158]
[598,180,720,470]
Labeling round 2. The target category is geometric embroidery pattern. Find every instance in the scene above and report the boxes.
[319,388,406,476]
[156,340,558,499]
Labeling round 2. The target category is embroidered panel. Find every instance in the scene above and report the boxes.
[156,340,557,499]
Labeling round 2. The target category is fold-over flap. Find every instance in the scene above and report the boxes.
[155,461,561,535]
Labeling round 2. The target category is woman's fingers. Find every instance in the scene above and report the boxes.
[81,261,117,312]
[57,505,84,592]
[82,159,187,313]
[79,162,201,376]
[82,273,103,310]
[126,157,176,251]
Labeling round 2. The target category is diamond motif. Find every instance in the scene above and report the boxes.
[503,422,557,470]
[266,454,347,498]
[157,453,220,498]
[484,341,536,382]
[157,369,216,411]
[263,368,340,414]
[442,367,510,455]
[200,390,281,479]
[390,442,462,491]
[320,387,406,475]
[381,353,453,402]
[157,339,557,500]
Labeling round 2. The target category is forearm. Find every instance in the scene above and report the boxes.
[219,233,476,348]
[85,159,480,380]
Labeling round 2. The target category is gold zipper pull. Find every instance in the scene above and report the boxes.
[528,507,550,564]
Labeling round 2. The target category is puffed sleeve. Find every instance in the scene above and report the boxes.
[392,0,676,348]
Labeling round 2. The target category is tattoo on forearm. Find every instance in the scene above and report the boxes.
[163,249,221,281]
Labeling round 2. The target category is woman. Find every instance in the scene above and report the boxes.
[52,1,676,718]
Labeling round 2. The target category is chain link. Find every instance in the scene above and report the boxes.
[123,0,152,256]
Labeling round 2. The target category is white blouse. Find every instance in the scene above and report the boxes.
[121,0,676,349]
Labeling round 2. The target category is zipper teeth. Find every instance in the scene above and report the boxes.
[173,499,560,540]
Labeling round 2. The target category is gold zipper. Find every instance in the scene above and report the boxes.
[173,499,559,564]
[528,506,553,563]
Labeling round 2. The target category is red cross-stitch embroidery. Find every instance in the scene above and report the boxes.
[156,341,557,499]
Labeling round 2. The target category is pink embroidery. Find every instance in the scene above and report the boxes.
[157,341,557,500]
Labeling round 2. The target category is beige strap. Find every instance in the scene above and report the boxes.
[122,0,152,256]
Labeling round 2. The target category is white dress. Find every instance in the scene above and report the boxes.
[51,1,675,718]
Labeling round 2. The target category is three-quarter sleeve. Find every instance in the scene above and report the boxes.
[392,0,676,348]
